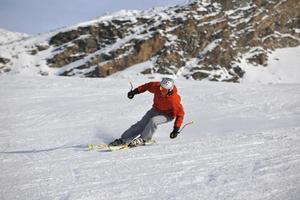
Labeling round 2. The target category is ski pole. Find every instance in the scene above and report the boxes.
[130,81,134,91]
[179,121,194,133]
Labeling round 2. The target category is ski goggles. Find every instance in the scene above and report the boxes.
[160,86,169,94]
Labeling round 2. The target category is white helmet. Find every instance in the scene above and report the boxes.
[160,77,174,90]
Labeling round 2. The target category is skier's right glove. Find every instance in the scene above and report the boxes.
[127,88,139,99]
[170,127,180,139]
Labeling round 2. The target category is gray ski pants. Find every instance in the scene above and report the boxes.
[121,108,173,143]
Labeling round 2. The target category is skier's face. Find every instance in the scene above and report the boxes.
[160,86,168,96]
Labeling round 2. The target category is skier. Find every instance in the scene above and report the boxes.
[109,77,185,147]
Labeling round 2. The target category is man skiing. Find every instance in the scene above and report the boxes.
[109,77,185,147]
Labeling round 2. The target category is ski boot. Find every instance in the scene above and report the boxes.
[109,138,125,146]
[128,137,145,148]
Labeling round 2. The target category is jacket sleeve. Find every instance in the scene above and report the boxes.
[174,103,185,128]
[171,95,185,128]
[137,82,157,94]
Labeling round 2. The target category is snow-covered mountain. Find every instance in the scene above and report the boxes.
[0,0,300,83]
[0,28,29,45]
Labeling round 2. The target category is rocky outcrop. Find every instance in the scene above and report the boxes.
[97,33,166,77]
[44,0,300,81]
[0,57,10,73]
[0,57,9,64]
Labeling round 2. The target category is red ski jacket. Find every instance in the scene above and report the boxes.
[137,82,185,128]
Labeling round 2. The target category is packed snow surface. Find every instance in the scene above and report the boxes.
[0,76,300,200]
[240,46,300,84]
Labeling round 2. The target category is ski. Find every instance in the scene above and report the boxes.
[87,139,156,152]
[108,144,129,152]
[109,139,157,152]
[87,143,108,151]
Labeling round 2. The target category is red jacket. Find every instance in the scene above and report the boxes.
[137,82,185,128]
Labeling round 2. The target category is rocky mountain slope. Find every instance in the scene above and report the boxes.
[0,0,299,82]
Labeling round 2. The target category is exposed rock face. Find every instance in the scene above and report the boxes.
[1,0,300,82]
[96,33,166,77]
[0,57,10,64]
[0,57,10,73]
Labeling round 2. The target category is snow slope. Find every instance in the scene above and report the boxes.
[0,28,29,45]
[0,76,300,200]
[240,46,300,84]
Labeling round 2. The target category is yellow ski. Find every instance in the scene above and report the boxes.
[87,139,156,152]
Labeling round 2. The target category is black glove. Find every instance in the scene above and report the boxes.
[127,88,139,99]
[170,127,180,139]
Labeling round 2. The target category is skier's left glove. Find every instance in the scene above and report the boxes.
[170,127,180,139]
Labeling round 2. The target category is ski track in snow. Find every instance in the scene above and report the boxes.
[0,76,300,200]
